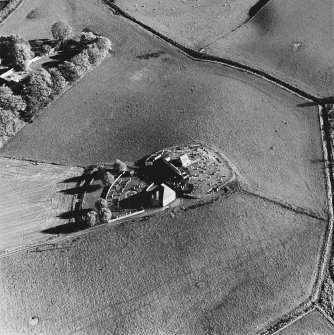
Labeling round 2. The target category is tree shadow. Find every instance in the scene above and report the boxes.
[41,209,90,234]
[29,38,56,55]
[62,175,84,183]
[60,184,102,195]
[297,96,334,108]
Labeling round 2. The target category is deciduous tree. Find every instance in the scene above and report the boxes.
[0,86,26,112]
[113,159,127,173]
[85,210,99,227]
[51,21,73,42]
[47,67,67,96]
[95,198,109,211]
[23,69,53,115]
[100,208,112,223]
[96,36,112,52]
[59,61,83,83]
[103,171,115,186]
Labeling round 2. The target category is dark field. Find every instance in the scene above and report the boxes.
[276,310,334,335]
[0,193,327,335]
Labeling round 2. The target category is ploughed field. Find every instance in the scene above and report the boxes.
[0,193,327,335]
[0,0,330,334]
[0,158,83,251]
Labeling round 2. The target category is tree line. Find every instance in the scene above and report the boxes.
[0,21,112,146]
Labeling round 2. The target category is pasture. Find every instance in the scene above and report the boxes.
[277,310,334,335]
[0,192,327,334]
[206,0,334,97]
[0,0,331,334]
[114,0,259,48]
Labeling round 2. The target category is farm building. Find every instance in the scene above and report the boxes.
[146,183,176,207]
[119,182,176,210]
[144,151,190,183]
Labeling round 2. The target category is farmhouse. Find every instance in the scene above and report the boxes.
[144,150,190,183]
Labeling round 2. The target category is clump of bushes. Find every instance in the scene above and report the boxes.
[26,7,40,19]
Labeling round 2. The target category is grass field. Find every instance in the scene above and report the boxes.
[114,0,259,49]
[0,158,83,251]
[206,0,334,97]
[0,192,327,335]
[0,1,328,218]
[276,310,334,335]
[0,40,327,217]
[0,1,331,334]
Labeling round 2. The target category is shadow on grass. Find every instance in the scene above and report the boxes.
[41,209,90,234]
[62,175,85,183]
[60,184,102,195]
[297,96,334,108]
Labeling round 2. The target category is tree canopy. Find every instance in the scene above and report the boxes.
[51,21,73,42]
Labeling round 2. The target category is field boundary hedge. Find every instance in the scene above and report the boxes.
[0,0,23,25]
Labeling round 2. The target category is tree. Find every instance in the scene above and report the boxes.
[11,42,32,70]
[51,21,73,42]
[47,67,67,96]
[0,86,26,112]
[71,50,92,72]
[59,61,83,83]
[113,159,127,173]
[86,44,103,64]
[23,69,53,115]
[96,36,112,52]
[41,43,52,55]
[0,35,32,70]
[100,208,112,223]
[79,31,96,47]
[102,171,115,186]
[0,109,22,146]
[95,198,109,211]
[84,210,99,227]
